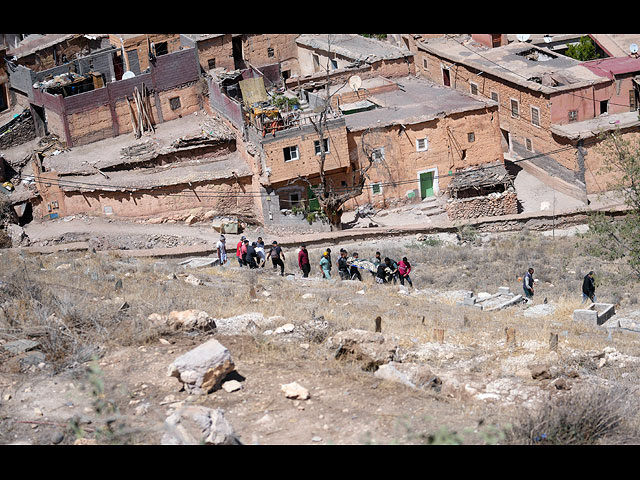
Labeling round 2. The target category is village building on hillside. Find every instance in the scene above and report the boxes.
[411,34,640,202]
[336,75,504,212]
[6,42,203,148]
[27,113,259,224]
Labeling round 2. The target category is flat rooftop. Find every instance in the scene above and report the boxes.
[58,152,252,192]
[550,111,640,140]
[418,35,609,94]
[343,76,497,131]
[43,113,235,175]
[296,34,413,63]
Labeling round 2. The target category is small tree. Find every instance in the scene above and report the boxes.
[297,35,388,231]
[582,132,640,278]
[565,36,600,61]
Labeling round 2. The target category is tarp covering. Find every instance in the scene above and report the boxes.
[239,77,268,107]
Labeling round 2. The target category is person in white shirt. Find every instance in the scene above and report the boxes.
[216,235,227,265]
[255,236,266,268]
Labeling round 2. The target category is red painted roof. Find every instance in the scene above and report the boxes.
[582,56,640,79]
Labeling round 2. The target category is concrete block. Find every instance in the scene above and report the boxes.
[573,309,598,324]
[573,303,616,326]
[498,286,512,296]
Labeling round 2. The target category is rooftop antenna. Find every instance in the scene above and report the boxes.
[516,34,531,43]
[543,35,552,43]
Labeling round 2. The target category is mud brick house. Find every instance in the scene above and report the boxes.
[13,47,202,147]
[285,34,415,95]
[180,34,235,73]
[589,34,640,59]
[6,34,110,73]
[412,34,640,201]
[239,34,301,79]
[29,113,260,223]
[337,75,504,210]
[107,34,182,77]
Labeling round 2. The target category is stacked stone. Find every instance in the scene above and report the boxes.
[445,191,518,220]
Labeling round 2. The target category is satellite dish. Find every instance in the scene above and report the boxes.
[122,71,135,80]
[348,75,362,92]
[543,35,552,43]
[631,44,639,54]
[516,34,531,43]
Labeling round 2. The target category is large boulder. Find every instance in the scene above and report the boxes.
[168,339,235,394]
[161,406,240,445]
[326,329,397,371]
[167,310,216,332]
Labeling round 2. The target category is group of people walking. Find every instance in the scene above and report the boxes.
[216,234,414,287]
[216,235,286,275]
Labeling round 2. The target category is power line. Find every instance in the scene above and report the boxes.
[21,144,577,198]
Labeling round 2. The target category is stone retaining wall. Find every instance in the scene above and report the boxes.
[445,190,518,221]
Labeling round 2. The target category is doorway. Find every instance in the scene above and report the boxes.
[418,170,436,199]
[232,36,245,70]
[442,67,451,87]
[30,104,48,138]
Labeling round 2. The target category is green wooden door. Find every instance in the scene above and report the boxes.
[307,185,320,211]
[419,171,434,199]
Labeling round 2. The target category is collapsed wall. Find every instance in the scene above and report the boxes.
[0,109,36,149]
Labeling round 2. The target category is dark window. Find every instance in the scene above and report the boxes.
[526,138,533,152]
[207,58,216,69]
[470,83,478,95]
[169,97,181,111]
[283,145,299,162]
[491,91,499,103]
[267,47,274,58]
[467,132,475,143]
[154,42,168,56]
[600,100,608,114]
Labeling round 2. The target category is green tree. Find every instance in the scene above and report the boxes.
[582,132,640,278]
[565,36,600,61]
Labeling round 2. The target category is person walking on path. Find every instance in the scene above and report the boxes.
[370,251,382,278]
[267,241,286,276]
[398,257,413,288]
[320,251,332,279]
[298,244,311,278]
[338,249,350,280]
[582,271,596,303]
[375,261,388,284]
[523,267,535,301]
[255,237,266,268]
[384,257,399,284]
[245,241,258,269]
[236,236,247,267]
[350,252,362,281]
[216,235,227,266]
